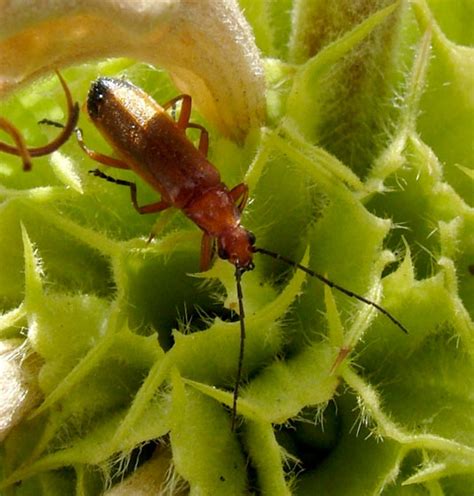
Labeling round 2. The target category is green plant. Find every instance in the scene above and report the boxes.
[0,1,472,494]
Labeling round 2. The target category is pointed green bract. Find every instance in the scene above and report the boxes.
[0,1,472,494]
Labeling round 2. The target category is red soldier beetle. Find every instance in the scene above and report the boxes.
[0,74,408,430]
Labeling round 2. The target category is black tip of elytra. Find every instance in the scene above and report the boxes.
[87,78,115,119]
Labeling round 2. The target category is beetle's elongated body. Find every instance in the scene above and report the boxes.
[87,78,255,271]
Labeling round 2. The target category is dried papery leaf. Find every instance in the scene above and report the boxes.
[0,340,41,442]
[0,0,265,140]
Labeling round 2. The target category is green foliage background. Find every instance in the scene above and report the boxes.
[0,0,473,494]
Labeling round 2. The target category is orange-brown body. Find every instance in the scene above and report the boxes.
[87,78,255,270]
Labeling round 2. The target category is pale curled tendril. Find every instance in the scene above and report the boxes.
[0,0,266,140]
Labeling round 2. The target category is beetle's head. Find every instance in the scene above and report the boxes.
[217,227,256,271]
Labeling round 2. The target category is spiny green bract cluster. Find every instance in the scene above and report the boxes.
[0,1,473,495]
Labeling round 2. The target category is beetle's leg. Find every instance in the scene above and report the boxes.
[186,123,209,156]
[0,70,79,166]
[162,94,192,130]
[200,233,216,271]
[229,183,249,213]
[51,123,129,169]
[89,169,170,214]
[146,208,177,244]
[76,128,129,169]
[162,95,208,155]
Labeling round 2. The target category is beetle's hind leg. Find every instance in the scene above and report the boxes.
[78,128,171,240]
[79,130,166,213]
[89,169,170,215]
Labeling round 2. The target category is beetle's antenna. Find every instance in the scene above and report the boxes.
[232,267,246,430]
[253,246,408,334]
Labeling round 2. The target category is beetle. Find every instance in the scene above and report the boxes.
[0,73,407,430]
[83,78,255,273]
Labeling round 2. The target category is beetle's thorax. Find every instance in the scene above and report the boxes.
[184,186,239,235]
[183,186,254,269]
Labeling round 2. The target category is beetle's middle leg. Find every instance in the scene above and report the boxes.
[89,169,170,215]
